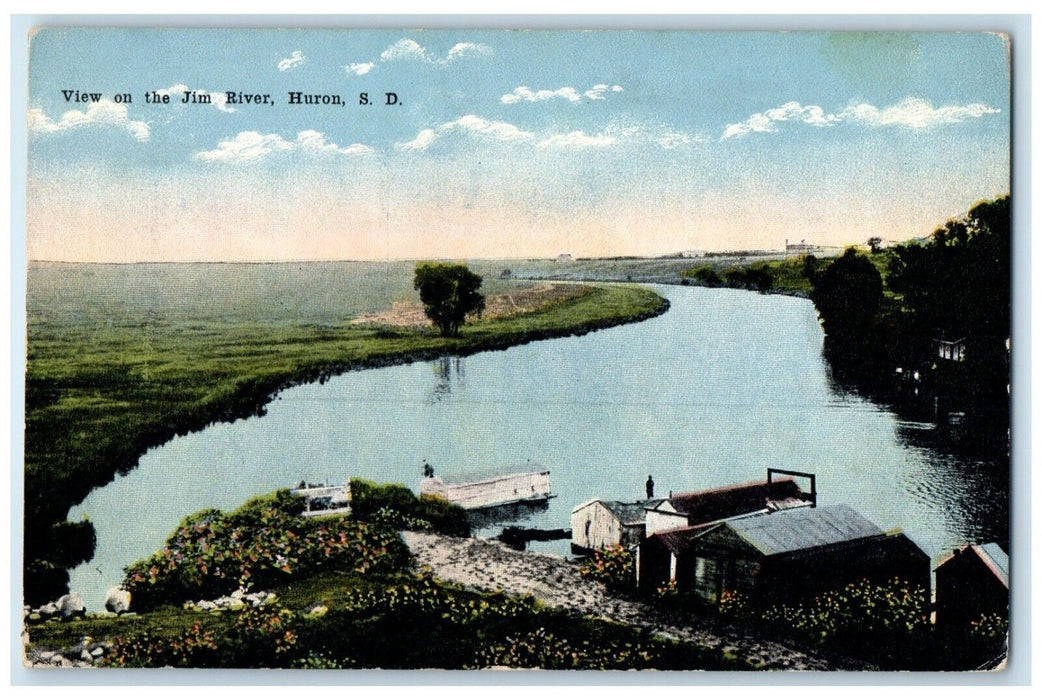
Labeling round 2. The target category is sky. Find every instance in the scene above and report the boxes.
[26,28,1011,262]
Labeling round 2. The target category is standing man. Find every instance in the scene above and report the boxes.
[646,475,655,499]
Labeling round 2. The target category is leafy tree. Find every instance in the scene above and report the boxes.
[413,262,486,337]
[867,236,883,253]
[809,247,884,348]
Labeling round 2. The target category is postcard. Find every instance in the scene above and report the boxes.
[19,24,1013,675]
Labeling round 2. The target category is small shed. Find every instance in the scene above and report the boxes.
[638,504,930,602]
[571,499,656,552]
[934,543,1009,635]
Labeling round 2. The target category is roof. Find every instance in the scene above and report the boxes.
[573,498,656,525]
[934,543,1009,589]
[975,543,1010,587]
[646,522,716,554]
[602,500,656,526]
[726,504,883,557]
[665,478,808,526]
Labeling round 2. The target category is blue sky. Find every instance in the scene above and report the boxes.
[27,28,1010,262]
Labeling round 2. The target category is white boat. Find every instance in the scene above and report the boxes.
[420,469,552,510]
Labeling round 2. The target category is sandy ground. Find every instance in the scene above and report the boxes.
[402,531,835,671]
[351,283,586,329]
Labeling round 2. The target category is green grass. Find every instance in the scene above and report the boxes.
[25,262,668,601]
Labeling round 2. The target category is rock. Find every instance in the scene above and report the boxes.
[105,586,132,614]
[38,651,55,661]
[91,647,104,658]
[37,603,59,619]
[306,604,328,617]
[196,600,216,611]
[57,592,86,620]
[231,587,246,600]
[80,649,94,662]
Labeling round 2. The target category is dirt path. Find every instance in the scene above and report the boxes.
[402,531,834,671]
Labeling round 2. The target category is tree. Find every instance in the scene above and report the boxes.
[809,247,884,347]
[867,237,883,254]
[413,262,486,337]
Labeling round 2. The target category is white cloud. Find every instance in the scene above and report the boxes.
[380,38,430,62]
[155,84,235,113]
[28,100,150,141]
[444,115,534,142]
[194,130,372,162]
[396,128,438,151]
[502,83,624,105]
[446,42,493,61]
[277,50,307,72]
[296,130,374,155]
[395,115,697,152]
[396,116,534,152]
[194,131,293,162]
[501,86,582,105]
[537,130,616,148]
[379,38,493,65]
[722,97,1000,140]
[841,97,1001,128]
[584,84,624,100]
[345,62,374,76]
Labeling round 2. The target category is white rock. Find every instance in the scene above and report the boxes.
[105,586,132,614]
[57,592,86,619]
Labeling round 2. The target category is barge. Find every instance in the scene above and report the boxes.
[420,469,553,510]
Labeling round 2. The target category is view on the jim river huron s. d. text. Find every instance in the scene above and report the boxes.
[23,29,1010,671]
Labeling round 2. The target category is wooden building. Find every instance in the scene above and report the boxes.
[644,471,816,536]
[570,499,658,552]
[637,503,930,602]
[934,543,1009,637]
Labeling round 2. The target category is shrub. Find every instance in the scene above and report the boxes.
[579,545,635,592]
[122,493,409,611]
[759,577,930,666]
[349,479,470,537]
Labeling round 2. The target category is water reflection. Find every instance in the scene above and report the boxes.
[429,356,465,403]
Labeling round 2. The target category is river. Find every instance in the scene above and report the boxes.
[67,285,1008,610]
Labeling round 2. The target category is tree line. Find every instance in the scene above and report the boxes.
[808,195,1010,452]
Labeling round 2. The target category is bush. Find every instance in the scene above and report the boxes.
[122,492,409,611]
[759,577,930,666]
[579,545,635,592]
[349,479,470,537]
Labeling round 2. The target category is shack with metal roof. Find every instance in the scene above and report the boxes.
[637,503,930,602]
[571,498,658,552]
[934,542,1009,667]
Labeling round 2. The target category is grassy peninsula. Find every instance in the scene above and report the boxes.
[25,262,669,603]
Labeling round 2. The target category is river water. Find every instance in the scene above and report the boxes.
[67,285,1008,611]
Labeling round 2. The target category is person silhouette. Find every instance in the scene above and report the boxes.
[423,461,434,478]
[646,475,655,499]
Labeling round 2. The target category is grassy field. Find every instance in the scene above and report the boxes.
[25,261,669,601]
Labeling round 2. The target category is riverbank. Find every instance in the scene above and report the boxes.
[25,280,669,603]
[403,531,834,670]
